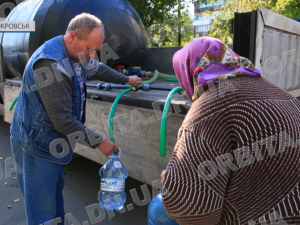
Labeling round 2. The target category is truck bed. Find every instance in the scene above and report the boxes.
[1,78,188,186]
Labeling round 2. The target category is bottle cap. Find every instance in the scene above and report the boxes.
[110,148,121,158]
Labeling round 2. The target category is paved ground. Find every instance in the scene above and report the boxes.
[0,117,152,225]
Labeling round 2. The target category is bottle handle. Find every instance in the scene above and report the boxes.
[118,148,121,158]
[113,148,121,158]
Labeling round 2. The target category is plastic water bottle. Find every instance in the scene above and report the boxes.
[147,193,179,225]
[148,166,179,225]
[98,151,128,210]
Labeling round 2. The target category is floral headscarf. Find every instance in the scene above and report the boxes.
[172,37,262,101]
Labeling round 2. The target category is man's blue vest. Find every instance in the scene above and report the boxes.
[10,35,86,164]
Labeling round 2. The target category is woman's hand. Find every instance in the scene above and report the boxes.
[161,170,167,184]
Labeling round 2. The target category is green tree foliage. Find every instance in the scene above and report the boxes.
[206,0,300,45]
[178,11,195,46]
[274,0,300,19]
[206,0,274,45]
[128,0,210,27]
[128,0,209,47]
[161,10,194,47]
[128,0,177,29]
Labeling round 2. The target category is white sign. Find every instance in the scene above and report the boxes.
[0,21,35,32]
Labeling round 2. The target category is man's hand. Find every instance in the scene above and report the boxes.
[98,138,119,157]
[161,170,167,184]
[128,75,142,86]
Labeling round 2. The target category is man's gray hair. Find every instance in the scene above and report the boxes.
[66,13,105,39]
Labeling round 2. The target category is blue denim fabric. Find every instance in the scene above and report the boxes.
[9,35,85,224]
[10,135,65,225]
[10,35,85,164]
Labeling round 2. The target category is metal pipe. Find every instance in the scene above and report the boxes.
[86,82,176,92]
[6,80,176,92]
[149,86,174,91]
[86,83,99,88]
[86,83,131,90]
[5,79,22,85]
[105,84,131,89]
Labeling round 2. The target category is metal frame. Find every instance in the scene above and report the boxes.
[260,8,300,36]
[256,8,300,96]
[0,33,4,104]
[232,10,257,62]
[234,7,300,97]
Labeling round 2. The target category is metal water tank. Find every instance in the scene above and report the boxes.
[0,0,148,79]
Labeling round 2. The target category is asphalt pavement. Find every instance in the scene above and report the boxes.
[0,116,152,225]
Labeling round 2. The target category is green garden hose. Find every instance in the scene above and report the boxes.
[142,70,177,84]
[107,85,184,156]
[157,71,177,79]
[108,88,133,143]
[9,96,18,111]
[142,70,159,84]
[160,87,183,156]
[166,78,178,82]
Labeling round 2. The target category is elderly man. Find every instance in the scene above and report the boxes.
[9,13,141,224]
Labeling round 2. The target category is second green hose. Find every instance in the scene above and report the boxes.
[108,88,133,143]
[160,87,183,156]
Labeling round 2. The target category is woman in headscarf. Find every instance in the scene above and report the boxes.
[160,37,300,225]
